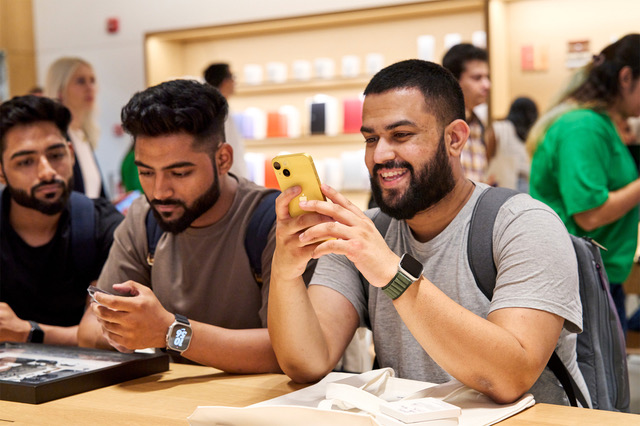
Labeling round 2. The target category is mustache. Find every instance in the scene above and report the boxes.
[32,179,65,192]
[372,160,414,174]
[151,199,186,207]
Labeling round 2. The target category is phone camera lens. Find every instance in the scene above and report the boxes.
[273,162,281,170]
[283,169,291,177]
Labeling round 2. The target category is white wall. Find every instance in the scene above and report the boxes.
[33,0,422,197]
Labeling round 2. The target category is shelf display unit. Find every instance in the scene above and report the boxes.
[144,0,485,208]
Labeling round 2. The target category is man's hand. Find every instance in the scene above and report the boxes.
[295,184,400,288]
[271,185,334,282]
[91,281,174,352]
[0,303,31,342]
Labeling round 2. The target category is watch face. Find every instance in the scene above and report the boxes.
[400,253,423,279]
[168,325,193,351]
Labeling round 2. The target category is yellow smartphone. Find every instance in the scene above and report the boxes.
[272,153,325,217]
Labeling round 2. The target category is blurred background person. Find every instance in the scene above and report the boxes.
[203,63,247,178]
[45,57,106,198]
[120,141,142,194]
[528,34,640,334]
[486,97,538,192]
[442,43,491,183]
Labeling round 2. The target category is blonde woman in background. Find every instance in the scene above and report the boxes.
[45,57,105,198]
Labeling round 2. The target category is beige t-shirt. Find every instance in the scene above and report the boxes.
[97,177,277,329]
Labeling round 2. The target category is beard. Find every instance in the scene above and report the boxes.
[370,135,455,220]
[147,176,221,234]
[6,177,72,216]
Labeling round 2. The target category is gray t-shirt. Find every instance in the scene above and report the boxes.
[312,183,588,405]
[98,177,277,329]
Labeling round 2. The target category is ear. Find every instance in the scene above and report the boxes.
[215,143,233,175]
[0,164,6,186]
[619,66,633,90]
[445,119,470,157]
[66,141,76,168]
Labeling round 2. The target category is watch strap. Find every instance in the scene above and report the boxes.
[382,270,414,300]
[27,321,44,343]
[174,313,189,326]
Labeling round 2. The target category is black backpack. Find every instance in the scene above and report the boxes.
[370,187,630,411]
[145,190,279,285]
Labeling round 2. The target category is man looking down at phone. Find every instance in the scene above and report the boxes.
[78,79,282,373]
[268,60,587,405]
[0,95,123,345]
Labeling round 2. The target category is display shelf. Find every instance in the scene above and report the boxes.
[144,0,484,207]
[245,133,364,149]
[236,76,371,97]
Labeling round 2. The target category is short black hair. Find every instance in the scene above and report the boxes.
[121,79,228,156]
[363,59,465,128]
[442,43,488,80]
[203,63,232,88]
[0,95,71,161]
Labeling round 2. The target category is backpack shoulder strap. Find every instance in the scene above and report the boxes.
[371,209,392,237]
[548,348,588,408]
[467,187,518,300]
[145,208,163,266]
[244,190,280,286]
[69,191,97,280]
[358,209,392,328]
[468,187,589,408]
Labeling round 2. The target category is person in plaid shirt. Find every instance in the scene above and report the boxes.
[443,44,491,183]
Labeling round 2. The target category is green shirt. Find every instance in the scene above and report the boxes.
[530,109,639,283]
[121,148,142,192]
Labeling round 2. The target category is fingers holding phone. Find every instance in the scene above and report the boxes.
[90,281,173,350]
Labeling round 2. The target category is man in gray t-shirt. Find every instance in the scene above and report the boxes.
[268,60,586,406]
[78,80,280,374]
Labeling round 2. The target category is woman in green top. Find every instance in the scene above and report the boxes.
[528,34,640,334]
[121,144,142,192]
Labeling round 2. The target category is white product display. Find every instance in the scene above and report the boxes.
[278,105,301,138]
[444,33,462,50]
[341,55,361,78]
[243,64,263,85]
[244,152,266,186]
[292,60,312,81]
[266,61,288,83]
[471,31,487,49]
[380,398,461,423]
[341,149,369,191]
[365,53,385,75]
[243,107,267,139]
[417,35,436,61]
[314,57,336,79]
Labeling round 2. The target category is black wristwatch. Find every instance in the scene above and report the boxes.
[382,253,423,300]
[27,321,44,343]
[165,314,192,355]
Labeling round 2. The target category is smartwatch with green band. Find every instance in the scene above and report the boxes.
[382,253,423,300]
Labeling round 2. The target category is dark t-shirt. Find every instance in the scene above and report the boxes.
[0,191,123,326]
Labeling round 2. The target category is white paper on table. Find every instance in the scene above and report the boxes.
[188,370,534,426]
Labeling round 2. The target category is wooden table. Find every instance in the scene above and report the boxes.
[0,363,637,425]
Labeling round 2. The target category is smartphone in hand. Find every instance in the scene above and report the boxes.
[87,285,133,306]
[272,153,325,217]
